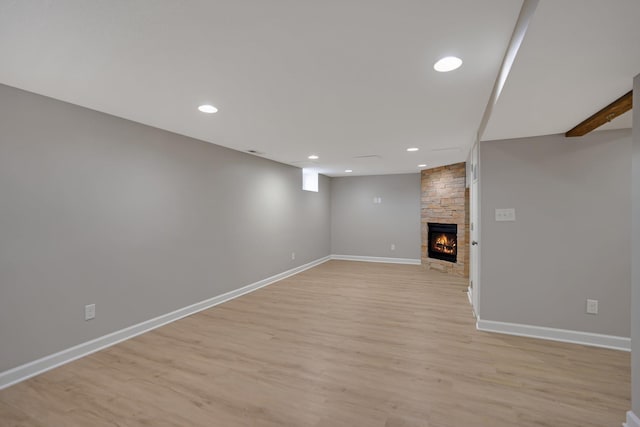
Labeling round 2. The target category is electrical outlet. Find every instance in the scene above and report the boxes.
[291,252,295,260]
[390,244,395,251]
[586,299,598,315]
[85,304,96,321]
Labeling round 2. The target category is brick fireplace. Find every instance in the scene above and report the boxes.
[421,162,469,277]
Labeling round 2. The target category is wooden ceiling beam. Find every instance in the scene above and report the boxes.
[565,90,633,137]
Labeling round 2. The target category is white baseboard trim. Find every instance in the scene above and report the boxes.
[330,254,421,265]
[466,286,478,319]
[0,255,331,390]
[476,318,631,351]
[624,411,640,427]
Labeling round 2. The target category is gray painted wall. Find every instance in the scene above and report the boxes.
[330,174,420,259]
[632,74,639,416]
[0,84,331,372]
[479,130,631,337]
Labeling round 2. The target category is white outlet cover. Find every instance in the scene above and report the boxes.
[85,304,96,320]
[586,299,598,314]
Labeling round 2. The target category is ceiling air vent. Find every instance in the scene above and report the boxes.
[430,147,461,152]
[352,154,381,160]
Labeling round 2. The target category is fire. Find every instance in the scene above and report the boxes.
[433,233,456,255]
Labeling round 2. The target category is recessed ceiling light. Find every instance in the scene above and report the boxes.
[345,169,353,173]
[418,164,427,168]
[308,155,319,160]
[198,104,218,113]
[406,147,419,152]
[434,56,463,72]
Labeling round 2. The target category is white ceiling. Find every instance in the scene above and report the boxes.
[0,1,637,176]
[0,0,521,176]
[483,0,640,141]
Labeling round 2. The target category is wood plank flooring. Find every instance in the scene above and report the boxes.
[0,260,630,426]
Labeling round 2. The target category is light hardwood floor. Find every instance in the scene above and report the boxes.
[0,261,630,426]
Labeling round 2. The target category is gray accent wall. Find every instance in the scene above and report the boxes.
[0,84,331,372]
[632,73,639,416]
[479,130,632,337]
[330,174,420,259]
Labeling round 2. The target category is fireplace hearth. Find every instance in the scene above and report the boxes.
[427,223,457,263]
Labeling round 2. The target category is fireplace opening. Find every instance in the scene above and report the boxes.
[428,223,457,263]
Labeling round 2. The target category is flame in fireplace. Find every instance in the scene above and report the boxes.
[433,233,456,255]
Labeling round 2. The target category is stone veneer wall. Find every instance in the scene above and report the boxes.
[421,162,469,277]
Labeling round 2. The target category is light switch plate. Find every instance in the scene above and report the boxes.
[495,208,516,222]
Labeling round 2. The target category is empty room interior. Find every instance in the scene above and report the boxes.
[1,1,640,426]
